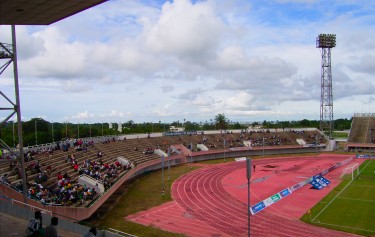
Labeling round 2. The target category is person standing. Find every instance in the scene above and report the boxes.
[44,217,59,237]
[253,164,256,172]
[26,210,43,237]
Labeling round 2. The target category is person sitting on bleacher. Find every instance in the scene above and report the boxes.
[35,172,48,183]
[56,172,63,180]
[75,145,82,151]
[25,152,34,162]
[143,148,154,154]
[63,172,70,180]
[47,148,54,156]
[83,159,90,168]
[57,179,65,187]
[34,161,42,173]
[115,161,120,167]
[62,143,68,152]
[67,154,75,163]
[46,165,52,175]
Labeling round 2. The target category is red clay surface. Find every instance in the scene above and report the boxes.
[127,154,363,236]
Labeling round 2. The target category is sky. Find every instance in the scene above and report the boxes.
[0,0,374,124]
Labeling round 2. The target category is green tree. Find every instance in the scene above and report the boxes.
[23,118,49,145]
[232,122,244,129]
[215,114,228,130]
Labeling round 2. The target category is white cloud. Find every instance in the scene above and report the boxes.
[223,91,254,109]
[144,0,224,60]
[348,55,375,75]
[1,0,374,123]
[71,110,93,120]
[152,104,174,117]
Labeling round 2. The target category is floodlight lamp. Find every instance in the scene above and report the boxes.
[316,33,336,48]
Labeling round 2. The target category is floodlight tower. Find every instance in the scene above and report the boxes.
[316,34,336,139]
[0,28,28,202]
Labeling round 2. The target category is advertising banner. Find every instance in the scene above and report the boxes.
[250,156,353,215]
[263,197,274,207]
[319,177,331,185]
[290,177,313,192]
[357,154,375,159]
[250,201,266,215]
[309,179,325,190]
[271,193,281,202]
[316,178,327,187]
[164,131,201,136]
[279,188,291,197]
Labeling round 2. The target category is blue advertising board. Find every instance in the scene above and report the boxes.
[319,177,331,185]
[279,188,291,197]
[250,201,266,215]
[250,157,353,215]
[310,179,325,190]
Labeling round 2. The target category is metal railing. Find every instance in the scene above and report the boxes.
[108,228,138,237]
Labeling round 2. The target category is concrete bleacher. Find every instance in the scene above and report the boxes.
[1,130,324,185]
[348,114,375,143]
[0,128,327,210]
[346,113,375,152]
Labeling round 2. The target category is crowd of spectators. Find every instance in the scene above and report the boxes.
[78,158,131,189]
[27,174,97,206]
[0,138,133,206]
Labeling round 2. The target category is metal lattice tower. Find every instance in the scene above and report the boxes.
[316,34,336,139]
[0,26,28,202]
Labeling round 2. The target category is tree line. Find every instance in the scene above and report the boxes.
[0,115,352,148]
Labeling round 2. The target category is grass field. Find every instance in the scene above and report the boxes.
[301,159,375,236]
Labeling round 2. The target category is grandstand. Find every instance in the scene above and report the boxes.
[0,128,328,221]
[0,5,350,234]
[346,113,375,152]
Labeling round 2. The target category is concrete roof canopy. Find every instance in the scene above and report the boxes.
[0,0,108,25]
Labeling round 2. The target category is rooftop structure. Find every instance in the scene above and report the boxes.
[0,0,107,25]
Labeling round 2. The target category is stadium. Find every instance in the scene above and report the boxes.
[1,1,375,237]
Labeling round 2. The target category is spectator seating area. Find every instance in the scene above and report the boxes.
[0,129,323,207]
[348,115,375,144]
[194,130,323,150]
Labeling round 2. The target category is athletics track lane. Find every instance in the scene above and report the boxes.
[127,155,361,236]
[172,155,359,237]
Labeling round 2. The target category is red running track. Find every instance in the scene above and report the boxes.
[128,154,361,237]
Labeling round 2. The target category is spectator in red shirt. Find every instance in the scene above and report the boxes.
[56,172,63,180]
